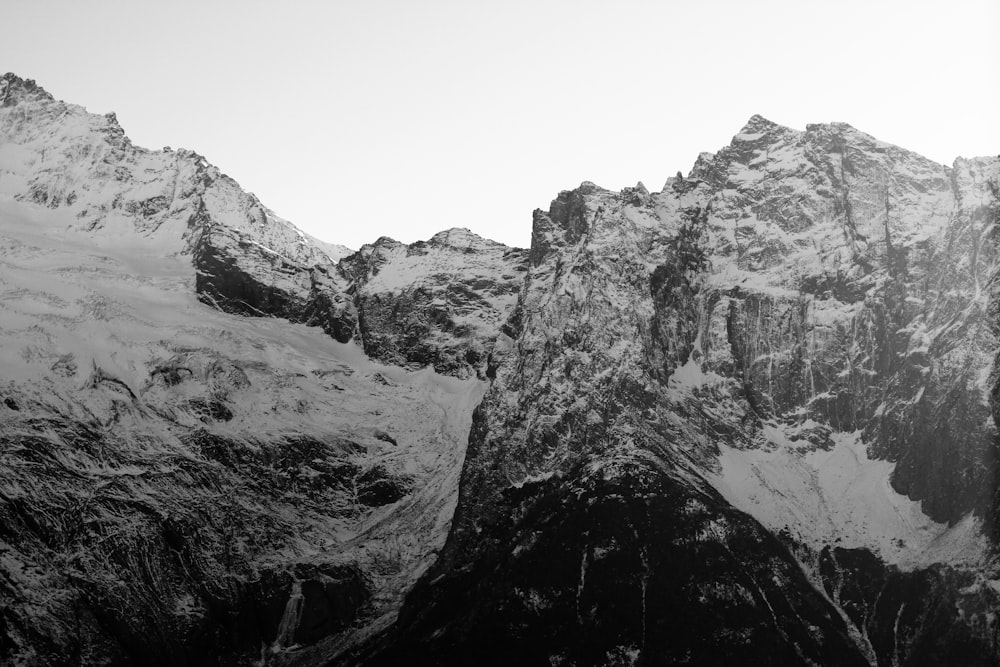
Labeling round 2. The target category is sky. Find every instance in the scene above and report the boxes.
[3,0,999,250]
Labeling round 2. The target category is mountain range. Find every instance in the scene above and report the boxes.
[0,72,997,666]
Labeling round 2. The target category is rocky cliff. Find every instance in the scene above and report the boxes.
[355,119,1000,664]
[340,229,529,378]
[1,73,998,666]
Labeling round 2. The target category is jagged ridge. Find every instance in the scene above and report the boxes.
[357,116,1000,665]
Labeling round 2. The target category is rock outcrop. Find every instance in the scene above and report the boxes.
[341,229,529,378]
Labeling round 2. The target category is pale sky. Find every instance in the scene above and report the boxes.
[4,0,999,250]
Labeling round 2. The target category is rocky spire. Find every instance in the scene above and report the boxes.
[0,72,55,107]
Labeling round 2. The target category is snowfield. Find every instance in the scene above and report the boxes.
[710,430,990,568]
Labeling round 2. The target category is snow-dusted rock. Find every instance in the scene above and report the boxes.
[0,74,497,664]
[365,119,1000,665]
[341,228,529,378]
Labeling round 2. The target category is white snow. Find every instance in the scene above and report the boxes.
[0,193,486,626]
[708,430,989,568]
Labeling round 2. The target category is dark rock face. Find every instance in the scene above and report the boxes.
[363,460,870,667]
[0,403,378,665]
[355,465,413,507]
[282,564,370,648]
[342,229,530,378]
[54,557,369,666]
[192,226,357,343]
[819,547,1000,666]
[194,227,310,318]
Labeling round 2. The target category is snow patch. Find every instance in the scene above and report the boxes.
[708,431,988,568]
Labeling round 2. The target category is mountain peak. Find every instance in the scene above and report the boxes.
[428,227,497,249]
[804,120,863,137]
[0,72,54,107]
[740,113,783,133]
[728,115,799,150]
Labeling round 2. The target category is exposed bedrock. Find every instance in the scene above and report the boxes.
[193,225,357,343]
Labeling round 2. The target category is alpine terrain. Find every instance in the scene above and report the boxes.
[0,73,997,666]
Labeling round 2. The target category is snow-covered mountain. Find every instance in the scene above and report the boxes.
[1,73,998,666]
[0,73,521,665]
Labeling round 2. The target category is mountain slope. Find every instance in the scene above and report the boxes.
[0,73,523,665]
